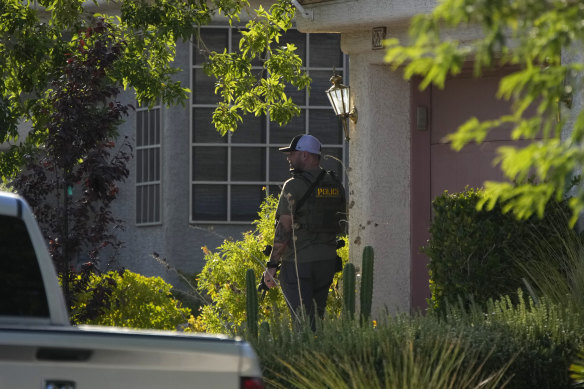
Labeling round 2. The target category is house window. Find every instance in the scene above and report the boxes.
[136,103,162,225]
[191,27,347,223]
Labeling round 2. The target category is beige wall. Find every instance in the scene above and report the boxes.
[295,0,435,33]
[337,30,413,314]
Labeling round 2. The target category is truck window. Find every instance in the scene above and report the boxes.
[0,215,50,317]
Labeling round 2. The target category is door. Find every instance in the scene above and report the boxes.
[410,70,536,311]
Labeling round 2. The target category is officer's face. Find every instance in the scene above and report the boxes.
[286,151,303,170]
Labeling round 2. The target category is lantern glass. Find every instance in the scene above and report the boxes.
[325,73,356,141]
[326,84,350,116]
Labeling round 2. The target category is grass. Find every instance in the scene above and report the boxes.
[248,290,582,389]
[514,210,584,315]
[267,337,512,389]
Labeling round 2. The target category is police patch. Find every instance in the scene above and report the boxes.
[316,186,341,198]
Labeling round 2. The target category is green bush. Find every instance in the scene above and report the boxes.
[514,205,584,316]
[254,292,582,389]
[443,291,582,389]
[424,187,572,313]
[193,194,348,335]
[513,207,584,388]
[70,269,192,330]
[268,336,510,389]
[571,353,584,387]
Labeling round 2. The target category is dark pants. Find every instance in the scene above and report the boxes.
[279,258,337,330]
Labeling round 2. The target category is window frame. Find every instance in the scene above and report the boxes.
[190,25,348,224]
[135,102,163,226]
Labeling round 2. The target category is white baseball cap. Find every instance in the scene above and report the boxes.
[279,134,322,155]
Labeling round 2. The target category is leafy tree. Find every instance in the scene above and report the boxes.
[384,0,584,223]
[0,0,307,176]
[203,2,310,135]
[0,0,307,303]
[10,19,132,305]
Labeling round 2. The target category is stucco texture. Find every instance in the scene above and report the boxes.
[348,52,411,315]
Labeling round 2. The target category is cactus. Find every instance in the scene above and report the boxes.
[343,262,356,318]
[360,246,374,321]
[259,321,270,338]
[245,268,258,339]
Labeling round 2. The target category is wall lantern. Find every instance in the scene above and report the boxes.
[325,73,357,141]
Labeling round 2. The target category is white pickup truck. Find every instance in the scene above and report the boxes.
[0,192,263,389]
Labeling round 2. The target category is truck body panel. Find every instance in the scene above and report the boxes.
[0,192,263,388]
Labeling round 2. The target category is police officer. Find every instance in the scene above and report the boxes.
[263,134,346,329]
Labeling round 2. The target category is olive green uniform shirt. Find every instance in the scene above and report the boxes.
[277,167,338,263]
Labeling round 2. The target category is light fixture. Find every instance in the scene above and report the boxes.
[325,73,357,141]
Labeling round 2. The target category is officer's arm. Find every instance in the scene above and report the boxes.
[268,214,292,264]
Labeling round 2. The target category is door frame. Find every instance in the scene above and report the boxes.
[410,78,432,312]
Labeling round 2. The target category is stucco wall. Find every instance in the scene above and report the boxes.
[296,0,435,33]
[343,31,411,315]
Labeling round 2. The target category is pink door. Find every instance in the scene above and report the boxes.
[410,70,536,311]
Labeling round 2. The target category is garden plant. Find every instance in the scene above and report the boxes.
[68,267,192,330]
[425,187,574,313]
[193,194,584,388]
[191,194,348,335]
[68,193,584,388]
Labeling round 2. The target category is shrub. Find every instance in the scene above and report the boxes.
[443,291,582,389]
[254,291,582,389]
[513,205,584,316]
[70,269,192,330]
[571,353,584,387]
[193,194,348,335]
[0,182,14,192]
[424,187,572,313]
[268,337,510,389]
[513,207,584,388]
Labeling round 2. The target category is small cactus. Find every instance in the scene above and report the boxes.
[245,268,258,339]
[360,246,374,321]
[343,262,356,318]
[259,321,270,338]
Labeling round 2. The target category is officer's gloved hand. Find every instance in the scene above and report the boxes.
[263,267,277,289]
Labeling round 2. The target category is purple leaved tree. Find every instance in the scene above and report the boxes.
[11,19,133,306]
